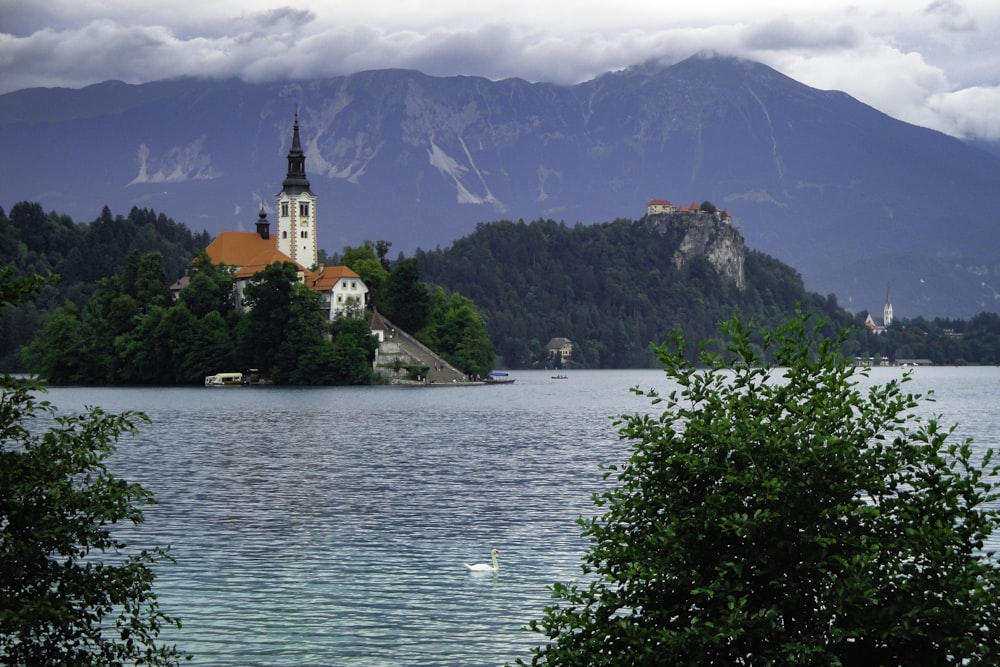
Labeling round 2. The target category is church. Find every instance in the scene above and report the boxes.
[202,114,368,320]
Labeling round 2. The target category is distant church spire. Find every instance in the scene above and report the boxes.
[883,285,894,328]
[282,110,312,195]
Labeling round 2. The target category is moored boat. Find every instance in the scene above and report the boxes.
[205,372,244,386]
[483,371,515,385]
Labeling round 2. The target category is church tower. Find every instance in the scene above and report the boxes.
[883,286,894,328]
[275,112,318,268]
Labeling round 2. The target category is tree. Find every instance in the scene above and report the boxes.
[329,316,380,385]
[236,262,301,373]
[421,288,494,377]
[0,272,186,665]
[336,241,391,312]
[519,313,1000,666]
[179,251,235,319]
[385,257,429,333]
[0,267,55,310]
[20,301,87,384]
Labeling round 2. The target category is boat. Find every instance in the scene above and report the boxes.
[205,372,244,386]
[551,374,568,379]
[483,371,515,385]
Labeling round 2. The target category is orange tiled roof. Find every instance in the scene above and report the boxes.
[647,198,673,206]
[205,231,279,267]
[203,230,363,294]
[205,230,307,279]
[233,248,306,280]
[308,265,361,291]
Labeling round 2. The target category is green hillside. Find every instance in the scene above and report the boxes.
[415,217,854,368]
[0,203,211,371]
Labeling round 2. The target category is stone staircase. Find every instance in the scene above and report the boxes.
[370,311,472,384]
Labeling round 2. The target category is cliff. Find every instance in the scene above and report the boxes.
[645,212,746,290]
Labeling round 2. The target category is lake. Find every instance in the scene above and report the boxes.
[39,366,1000,666]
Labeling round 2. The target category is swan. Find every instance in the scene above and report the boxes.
[464,548,500,572]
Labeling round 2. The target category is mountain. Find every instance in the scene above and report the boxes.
[1,54,998,318]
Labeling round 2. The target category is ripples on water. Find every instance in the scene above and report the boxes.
[39,367,1000,666]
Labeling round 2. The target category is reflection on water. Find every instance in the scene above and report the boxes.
[39,367,1000,666]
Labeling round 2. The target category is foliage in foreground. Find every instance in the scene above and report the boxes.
[519,313,1000,666]
[0,271,187,665]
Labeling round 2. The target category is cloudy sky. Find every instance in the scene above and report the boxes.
[2,0,999,140]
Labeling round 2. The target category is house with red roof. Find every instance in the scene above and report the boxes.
[646,198,675,215]
[200,115,368,320]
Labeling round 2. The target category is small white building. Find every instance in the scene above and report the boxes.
[646,198,675,215]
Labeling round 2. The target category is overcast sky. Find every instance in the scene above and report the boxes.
[2,1,999,140]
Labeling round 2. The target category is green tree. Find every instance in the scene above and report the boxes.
[236,262,301,373]
[385,257,429,333]
[272,283,336,384]
[0,272,186,665]
[179,251,236,319]
[0,267,55,310]
[520,313,1000,666]
[339,241,391,311]
[421,288,494,377]
[177,309,236,384]
[329,316,379,385]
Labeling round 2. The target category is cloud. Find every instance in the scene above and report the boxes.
[925,0,978,32]
[742,18,861,51]
[927,85,1000,139]
[2,1,1000,140]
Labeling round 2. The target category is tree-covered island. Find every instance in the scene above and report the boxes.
[2,201,1000,385]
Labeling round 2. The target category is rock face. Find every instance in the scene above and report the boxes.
[645,212,746,290]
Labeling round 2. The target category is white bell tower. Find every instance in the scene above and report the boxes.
[276,111,318,268]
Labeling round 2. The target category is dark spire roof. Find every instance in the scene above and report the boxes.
[281,111,313,195]
[255,204,270,240]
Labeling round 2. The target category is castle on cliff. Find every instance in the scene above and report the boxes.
[647,198,731,223]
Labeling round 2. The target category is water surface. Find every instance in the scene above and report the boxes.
[40,367,1000,666]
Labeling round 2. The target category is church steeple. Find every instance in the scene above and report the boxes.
[282,111,313,195]
[275,111,319,268]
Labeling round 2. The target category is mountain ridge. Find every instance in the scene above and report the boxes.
[1,54,998,318]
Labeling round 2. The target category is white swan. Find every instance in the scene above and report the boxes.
[464,548,500,572]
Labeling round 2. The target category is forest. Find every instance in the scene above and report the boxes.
[415,217,1000,367]
[3,202,1000,380]
[0,202,210,371]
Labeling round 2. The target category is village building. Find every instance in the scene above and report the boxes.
[546,337,574,366]
[646,198,675,215]
[201,114,368,320]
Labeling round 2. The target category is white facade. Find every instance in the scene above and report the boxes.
[329,277,368,319]
[276,192,317,267]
